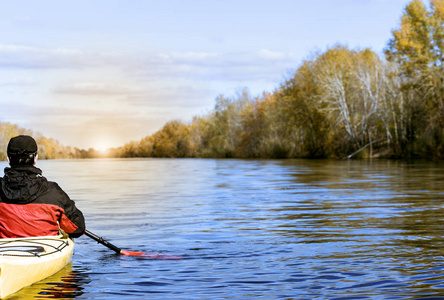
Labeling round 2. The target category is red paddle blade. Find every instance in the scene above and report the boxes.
[120,250,183,260]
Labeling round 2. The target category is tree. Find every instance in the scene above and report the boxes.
[314,46,364,154]
[151,120,193,158]
[386,0,443,75]
[277,57,329,158]
[385,0,444,157]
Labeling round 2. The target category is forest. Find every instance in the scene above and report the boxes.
[1,0,444,160]
[111,0,444,159]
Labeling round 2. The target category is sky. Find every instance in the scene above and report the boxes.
[0,0,414,150]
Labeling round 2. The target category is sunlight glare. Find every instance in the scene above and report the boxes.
[93,139,113,152]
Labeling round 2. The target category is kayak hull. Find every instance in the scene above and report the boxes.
[0,235,74,298]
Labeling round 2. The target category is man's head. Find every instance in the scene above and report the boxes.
[7,135,38,166]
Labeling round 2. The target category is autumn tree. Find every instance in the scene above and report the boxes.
[276,56,330,158]
[150,120,194,158]
[237,95,270,157]
[386,0,443,75]
[385,0,444,157]
[311,47,375,156]
[193,90,251,158]
[295,46,403,157]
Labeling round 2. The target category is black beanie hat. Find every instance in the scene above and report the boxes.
[7,135,38,156]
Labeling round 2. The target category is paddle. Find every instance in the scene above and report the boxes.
[85,230,182,260]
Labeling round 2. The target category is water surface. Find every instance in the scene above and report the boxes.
[3,158,444,299]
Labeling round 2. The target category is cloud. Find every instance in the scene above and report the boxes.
[0,44,223,71]
[0,101,136,122]
[0,43,298,84]
[53,82,136,96]
[128,50,299,84]
[157,51,219,63]
[1,43,297,138]
[258,49,294,60]
[51,78,215,109]
[0,44,122,69]
[124,85,215,107]
[0,76,36,86]
[0,44,301,150]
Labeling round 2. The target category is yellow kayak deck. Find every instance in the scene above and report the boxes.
[0,235,74,298]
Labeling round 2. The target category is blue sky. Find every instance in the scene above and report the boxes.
[0,0,413,150]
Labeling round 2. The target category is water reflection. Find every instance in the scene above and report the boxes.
[8,263,90,299]
[272,159,444,298]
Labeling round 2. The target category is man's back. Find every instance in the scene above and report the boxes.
[0,135,85,239]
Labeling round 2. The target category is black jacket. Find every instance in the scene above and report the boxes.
[0,165,85,238]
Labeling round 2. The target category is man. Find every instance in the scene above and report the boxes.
[0,135,85,238]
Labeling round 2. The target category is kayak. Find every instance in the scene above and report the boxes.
[0,234,74,298]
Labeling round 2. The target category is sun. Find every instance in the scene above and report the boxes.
[93,140,114,152]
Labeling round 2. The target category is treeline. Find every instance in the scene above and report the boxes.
[110,0,444,159]
[0,122,91,161]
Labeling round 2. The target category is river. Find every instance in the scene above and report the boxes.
[3,158,444,299]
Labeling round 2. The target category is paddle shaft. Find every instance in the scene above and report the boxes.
[85,230,122,254]
[85,229,183,259]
